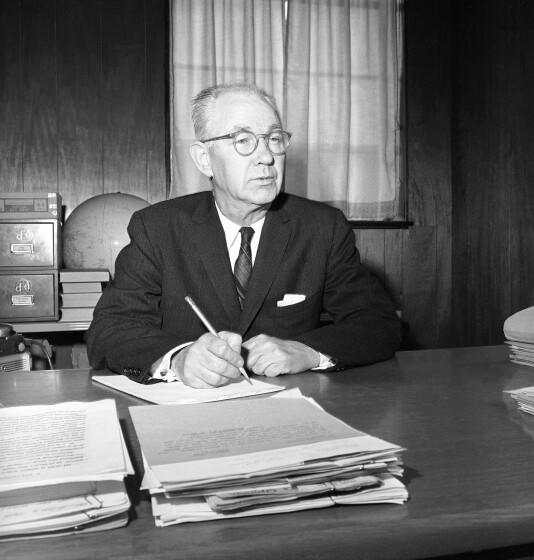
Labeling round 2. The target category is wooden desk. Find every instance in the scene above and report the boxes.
[2,345,534,559]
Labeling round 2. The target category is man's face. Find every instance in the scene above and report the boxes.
[205,91,285,214]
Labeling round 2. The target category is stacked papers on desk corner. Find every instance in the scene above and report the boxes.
[506,386,534,415]
[504,306,534,367]
[505,339,534,368]
[130,394,408,527]
[0,399,133,540]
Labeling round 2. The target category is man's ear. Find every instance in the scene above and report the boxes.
[189,142,213,178]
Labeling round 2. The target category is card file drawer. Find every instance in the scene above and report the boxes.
[0,270,59,322]
[0,220,61,269]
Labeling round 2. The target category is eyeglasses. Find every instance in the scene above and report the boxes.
[200,129,292,157]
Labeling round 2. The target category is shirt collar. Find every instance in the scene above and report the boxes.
[214,202,266,251]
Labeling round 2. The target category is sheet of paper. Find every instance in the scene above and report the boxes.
[92,374,284,405]
[0,400,129,491]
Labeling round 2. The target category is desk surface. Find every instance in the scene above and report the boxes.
[2,345,534,559]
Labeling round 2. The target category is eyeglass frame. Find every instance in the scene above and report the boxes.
[200,128,292,157]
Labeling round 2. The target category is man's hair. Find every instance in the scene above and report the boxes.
[191,83,282,140]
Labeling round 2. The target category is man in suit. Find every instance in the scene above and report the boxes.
[87,83,401,387]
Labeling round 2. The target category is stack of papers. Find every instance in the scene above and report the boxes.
[506,387,534,415]
[130,390,407,526]
[505,340,534,367]
[504,306,534,367]
[0,400,133,540]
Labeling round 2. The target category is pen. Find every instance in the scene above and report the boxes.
[185,296,252,384]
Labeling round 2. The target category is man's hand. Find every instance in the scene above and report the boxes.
[243,334,319,377]
[172,331,244,388]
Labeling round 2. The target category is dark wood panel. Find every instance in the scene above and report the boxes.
[354,229,385,284]
[405,0,452,228]
[403,0,453,349]
[401,226,438,349]
[21,0,58,192]
[145,0,168,202]
[102,0,150,200]
[57,0,103,216]
[384,228,403,314]
[0,0,23,191]
[509,3,534,316]
[354,228,404,316]
[435,223,452,345]
[451,0,531,345]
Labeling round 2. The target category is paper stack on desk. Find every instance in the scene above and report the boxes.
[0,399,133,540]
[504,306,534,367]
[506,387,534,415]
[130,391,407,526]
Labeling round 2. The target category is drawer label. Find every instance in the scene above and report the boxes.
[10,243,34,254]
[11,294,34,306]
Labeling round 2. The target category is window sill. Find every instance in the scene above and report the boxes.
[348,220,413,229]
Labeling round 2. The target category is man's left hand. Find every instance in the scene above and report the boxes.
[243,335,319,377]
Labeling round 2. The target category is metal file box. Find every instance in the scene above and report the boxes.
[0,220,61,269]
[0,269,59,322]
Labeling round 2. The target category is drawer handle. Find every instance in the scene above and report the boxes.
[11,295,34,306]
[10,243,34,254]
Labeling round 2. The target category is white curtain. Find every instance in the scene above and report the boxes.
[284,0,404,220]
[170,0,286,197]
[170,0,404,220]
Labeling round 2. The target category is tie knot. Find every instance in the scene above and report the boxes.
[239,227,254,246]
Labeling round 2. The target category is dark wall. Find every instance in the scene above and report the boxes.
[401,0,534,348]
[0,0,168,217]
[451,0,534,346]
[1,0,533,350]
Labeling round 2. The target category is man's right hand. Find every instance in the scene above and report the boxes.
[171,331,244,388]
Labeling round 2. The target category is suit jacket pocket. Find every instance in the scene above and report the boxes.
[268,291,322,337]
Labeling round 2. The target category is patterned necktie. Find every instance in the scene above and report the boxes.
[234,227,254,307]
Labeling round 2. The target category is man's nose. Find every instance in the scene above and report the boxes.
[255,136,274,164]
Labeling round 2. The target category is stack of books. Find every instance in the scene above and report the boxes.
[130,390,407,526]
[0,399,133,540]
[59,269,110,322]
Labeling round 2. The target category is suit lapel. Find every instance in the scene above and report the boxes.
[238,204,292,333]
[191,195,241,326]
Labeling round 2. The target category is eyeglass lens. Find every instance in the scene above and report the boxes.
[234,131,290,156]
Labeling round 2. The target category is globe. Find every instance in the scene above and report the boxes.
[62,193,150,278]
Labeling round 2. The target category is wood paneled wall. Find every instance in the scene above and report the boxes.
[1,0,533,352]
[0,0,167,218]
[451,0,534,346]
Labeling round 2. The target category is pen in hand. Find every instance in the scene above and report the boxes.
[184,296,252,384]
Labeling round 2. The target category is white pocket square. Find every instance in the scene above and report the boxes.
[277,294,306,307]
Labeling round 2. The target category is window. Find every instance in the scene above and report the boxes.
[170,0,405,222]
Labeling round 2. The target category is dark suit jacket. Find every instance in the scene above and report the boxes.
[86,191,401,380]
